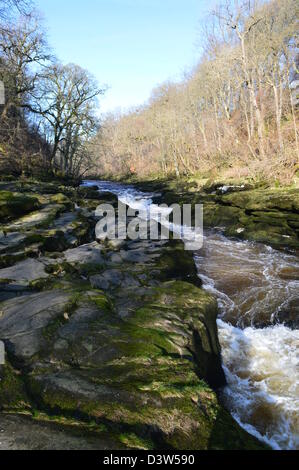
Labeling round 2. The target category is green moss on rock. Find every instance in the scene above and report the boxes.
[222,188,299,212]
[0,191,40,222]
[0,361,29,411]
[50,193,74,210]
[155,241,202,286]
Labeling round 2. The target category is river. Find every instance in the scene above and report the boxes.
[83,180,299,450]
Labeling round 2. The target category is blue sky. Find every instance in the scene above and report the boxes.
[35,0,213,113]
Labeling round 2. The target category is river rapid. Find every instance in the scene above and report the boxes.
[83,180,299,450]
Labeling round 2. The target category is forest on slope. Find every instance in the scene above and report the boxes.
[91,0,299,184]
[0,0,105,179]
[0,0,298,185]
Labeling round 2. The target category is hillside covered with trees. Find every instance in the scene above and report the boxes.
[92,0,298,184]
[0,0,298,184]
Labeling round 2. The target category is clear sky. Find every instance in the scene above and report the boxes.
[35,0,213,113]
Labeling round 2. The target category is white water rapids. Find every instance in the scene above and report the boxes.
[84,180,299,450]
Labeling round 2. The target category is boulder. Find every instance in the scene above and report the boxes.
[0,259,48,285]
[0,232,27,254]
[0,290,71,363]
[221,188,299,212]
[90,269,140,290]
[0,191,40,222]
[24,281,264,450]
[0,178,269,450]
[0,414,120,450]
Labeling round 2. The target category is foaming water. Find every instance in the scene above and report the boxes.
[194,233,299,449]
[84,180,203,249]
[218,320,299,449]
[194,233,299,328]
[83,180,299,450]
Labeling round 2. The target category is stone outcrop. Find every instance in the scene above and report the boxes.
[0,191,40,222]
[136,179,299,252]
[0,178,267,450]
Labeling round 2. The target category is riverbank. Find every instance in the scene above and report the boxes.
[81,177,298,449]
[120,176,298,253]
[0,178,267,450]
[118,176,298,449]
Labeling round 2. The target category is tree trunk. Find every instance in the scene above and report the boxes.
[273,84,284,152]
[286,66,299,159]
[213,98,221,153]
[239,34,265,158]
[199,120,208,152]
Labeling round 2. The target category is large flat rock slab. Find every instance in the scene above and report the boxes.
[0,414,119,450]
[53,212,77,229]
[0,232,27,254]
[0,259,48,284]
[64,242,103,265]
[0,191,40,223]
[0,179,270,450]
[0,290,71,361]
[4,205,58,231]
[90,269,140,290]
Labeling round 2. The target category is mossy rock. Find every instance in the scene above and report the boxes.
[221,188,299,212]
[203,202,243,228]
[154,240,202,286]
[144,180,298,251]
[26,362,265,450]
[24,281,227,441]
[50,193,74,210]
[77,187,101,200]
[0,361,29,411]
[244,211,291,227]
[41,231,68,252]
[0,191,40,222]
[0,177,271,449]
[241,226,298,249]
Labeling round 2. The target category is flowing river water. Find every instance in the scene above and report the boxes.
[84,180,299,450]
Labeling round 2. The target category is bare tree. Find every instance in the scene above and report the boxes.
[0,13,50,118]
[83,0,299,183]
[29,63,105,175]
[212,0,266,158]
[0,0,32,22]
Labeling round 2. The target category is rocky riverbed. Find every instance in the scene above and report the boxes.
[0,179,267,450]
[122,177,298,449]
[133,178,299,252]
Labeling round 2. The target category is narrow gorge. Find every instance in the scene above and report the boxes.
[0,178,297,450]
